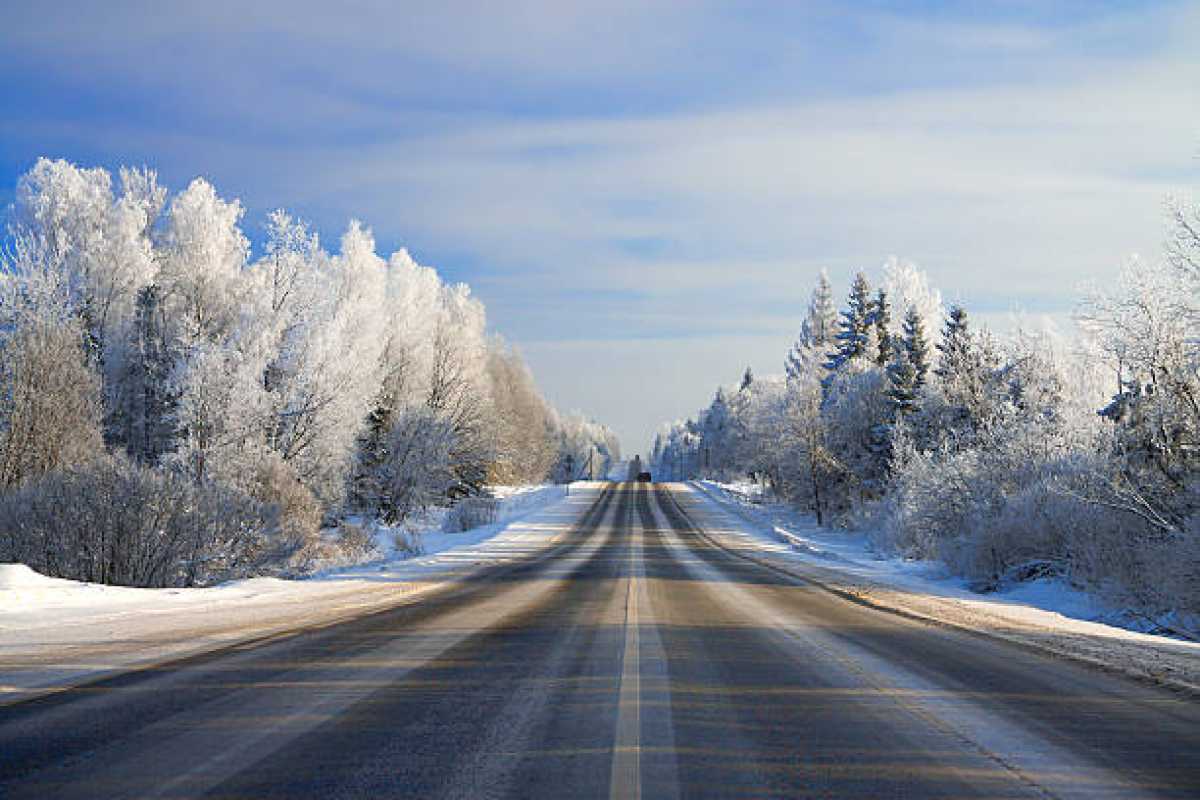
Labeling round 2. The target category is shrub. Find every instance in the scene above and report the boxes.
[391,528,425,557]
[0,454,273,587]
[443,495,498,532]
[334,520,378,561]
[250,456,322,565]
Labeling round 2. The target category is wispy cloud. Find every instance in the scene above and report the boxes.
[2,0,1198,449]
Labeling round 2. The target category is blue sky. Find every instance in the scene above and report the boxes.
[2,1,1198,453]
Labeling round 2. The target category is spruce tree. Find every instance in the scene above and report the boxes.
[804,269,839,346]
[785,338,804,382]
[351,398,395,515]
[935,305,970,382]
[825,271,872,372]
[873,288,892,367]
[902,306,930,389]
[786,269,838,379]
[885,342,919,417]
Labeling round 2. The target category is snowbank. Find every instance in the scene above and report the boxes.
[0,564,68,591]
[680,480,1200,695]
[0,483,598,705]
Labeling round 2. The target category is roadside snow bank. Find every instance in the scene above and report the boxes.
[0,483,600,705]
[678,480,1200,695]
[0,564,66,590]
[307,484,574,573]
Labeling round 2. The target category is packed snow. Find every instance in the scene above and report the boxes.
[681,480,1200,695]
[0,483,602,705]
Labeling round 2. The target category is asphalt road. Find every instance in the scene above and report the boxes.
[1,483,1198,798]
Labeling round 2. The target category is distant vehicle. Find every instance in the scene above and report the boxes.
[637,471,653,483]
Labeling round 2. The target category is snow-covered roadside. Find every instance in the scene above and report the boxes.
[0,483,604,706]
[676,480,1200,695]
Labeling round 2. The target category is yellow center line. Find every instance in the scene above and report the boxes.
[610,484,642,800]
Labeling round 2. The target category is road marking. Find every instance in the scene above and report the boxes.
[610,485,642,800]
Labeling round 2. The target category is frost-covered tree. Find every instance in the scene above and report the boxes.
[554,412,621,481]
[935,306,970,383]
[881,257,944,350]
[156,178,249,346]
[885,343,919,419]
[2,158,612,584]
[12,159,164,453]
[486,340,556,485]
[919,305,1004,444]
[13,159,159,359]
[782,360,835,523]
[821,361,892,503]
[156,180,276,491]
[825,271,873,373]
[805,269,839,346]
[0,242,104,487]
[1079,257,1200,533]
[1166,196,1200,279]
[872,288,892,367]
[699,386,733,475]
[786,269,838,380]
[900,306,930,389]
[121,284,179,464]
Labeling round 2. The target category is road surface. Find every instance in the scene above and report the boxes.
[1,483,1197,798]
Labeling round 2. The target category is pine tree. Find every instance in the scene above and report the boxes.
[902,306,930,389]
[872,288,892,367]
[740,366,754,392]
[825,271,872,372]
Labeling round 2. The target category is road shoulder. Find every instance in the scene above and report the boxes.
[665,481,1200,697]
[0,484,607,706]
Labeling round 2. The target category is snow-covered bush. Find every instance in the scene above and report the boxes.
[0,311,104,488]
[0,455,275,587]
[333,521,378,562]
[391,527,425,557]
[250,456,322,561]
[363,407,459,522]
[880,445,992,560]
[444,496,499,532]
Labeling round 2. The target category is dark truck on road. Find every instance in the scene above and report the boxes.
[637,472,652,483]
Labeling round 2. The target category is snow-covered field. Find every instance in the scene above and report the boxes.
[682,480,1200,694]
[0,483,603,706]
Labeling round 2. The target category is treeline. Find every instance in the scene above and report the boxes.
[0,158,619,587]
[653,209,1200,621]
